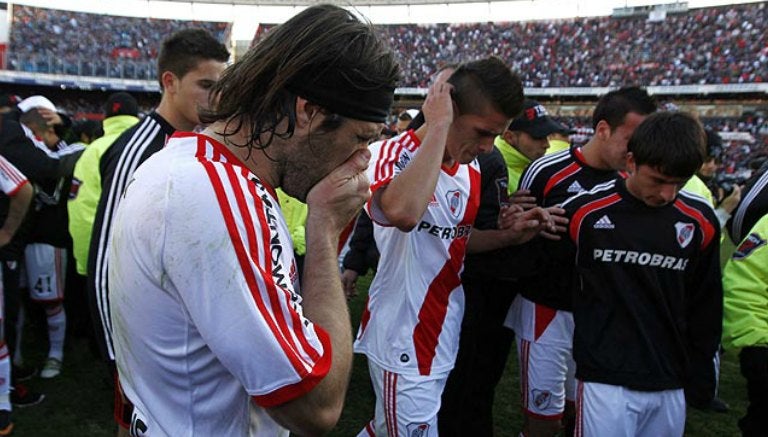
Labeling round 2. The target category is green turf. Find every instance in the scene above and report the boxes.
[11,273,748,436]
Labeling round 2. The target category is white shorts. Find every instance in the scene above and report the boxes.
[506,295,575,418]
[24,243,66,303]
[518,337,576,419]
[358,360,448,437]
[575,381,685,437]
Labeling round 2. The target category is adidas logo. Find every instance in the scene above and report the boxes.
[593,215,614,229]
[567,181,584,193]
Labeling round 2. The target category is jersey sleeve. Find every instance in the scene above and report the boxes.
[0,155,29,196]
[722,215,768,350]
[165,163,331,408]
[365,137,412,226]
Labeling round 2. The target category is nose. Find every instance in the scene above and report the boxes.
[660,184,679,203]
[478,139,494,154]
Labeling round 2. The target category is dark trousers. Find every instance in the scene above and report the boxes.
[739,347,768,437]
[438,275,517,437]
[2,260,21,369]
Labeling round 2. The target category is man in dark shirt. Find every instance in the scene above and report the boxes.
[562,112,722,435]
[505,87,656,436]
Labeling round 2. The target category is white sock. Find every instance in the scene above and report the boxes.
[0,342,11,411]
[46,306,66,361]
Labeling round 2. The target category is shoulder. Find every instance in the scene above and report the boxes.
[676,191,718,225]
[520,149,573,188]
[561,179,618,211]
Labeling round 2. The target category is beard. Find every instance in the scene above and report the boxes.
[277,131,336,203]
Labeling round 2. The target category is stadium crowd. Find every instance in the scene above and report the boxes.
[5,3,767,88]
[0,3,766,437]
[6,5,229,79]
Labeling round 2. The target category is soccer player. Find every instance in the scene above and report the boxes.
[563,112,722,435]
[16,96,85,380]
[439,99,570,436]
[85,28,229,432]
[108,5,399,435]
[722,213,768,437]
[0,155,33,435]
[504,87,656,437]
[354,59,549,436]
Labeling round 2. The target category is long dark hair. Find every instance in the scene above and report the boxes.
[201,4,399,153]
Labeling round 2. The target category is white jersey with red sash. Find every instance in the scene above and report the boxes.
[354,130,481,376]
[109,133,330,436]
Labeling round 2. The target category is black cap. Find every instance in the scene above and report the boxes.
[105,92,138,117]
[508,99,570,139]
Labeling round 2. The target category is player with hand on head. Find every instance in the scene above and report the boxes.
[355,58,553,437]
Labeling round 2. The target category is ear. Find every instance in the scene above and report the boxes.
[625,151,636,174]
[595,120,612,141]
[160,71,177,94]
[501,130,515,145]
[295,97,322,129]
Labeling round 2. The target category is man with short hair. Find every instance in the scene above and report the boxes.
[563,112,722,435]
[17,96,85,381]
[109,5,399,435]
[505,87,656,436]
[439,99,569,436]
[86,28,229,432]
[354,59,551,436]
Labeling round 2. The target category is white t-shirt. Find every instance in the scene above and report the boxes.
[354,130,481,376]
[0,155,28,196]
[109,132,331,436]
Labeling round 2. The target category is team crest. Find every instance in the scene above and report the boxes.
[674,222,695,248]
[532,389,552,409]
[733,233,766,260]
[406,423,430,437]
[445,190,463,219]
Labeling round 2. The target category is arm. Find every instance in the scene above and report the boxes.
[722,218,768,350]
[266,148,371,435]
[0,182,33,248]
[341,213,376,298]
[376,78,453,231]
[684,224,724,408]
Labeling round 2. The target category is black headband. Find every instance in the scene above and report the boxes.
[288,80,394,124]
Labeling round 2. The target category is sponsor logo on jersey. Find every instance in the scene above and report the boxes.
[417,221,472,240]
[69,177,82,200]
[253,178,292,291]
[733,232,766,260]
[593,214,614,229]
[567,180,584,193]
[675,222,695,248]
[428,194,438,207]
[406,423,430,437]
[532,389,552,409]
[394,153,411,172]
[446,190,463,219]
[593,249,689,271]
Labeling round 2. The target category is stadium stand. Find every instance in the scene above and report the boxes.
[7,5,230,80]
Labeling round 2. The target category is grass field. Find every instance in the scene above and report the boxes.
[12,273,747,436]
